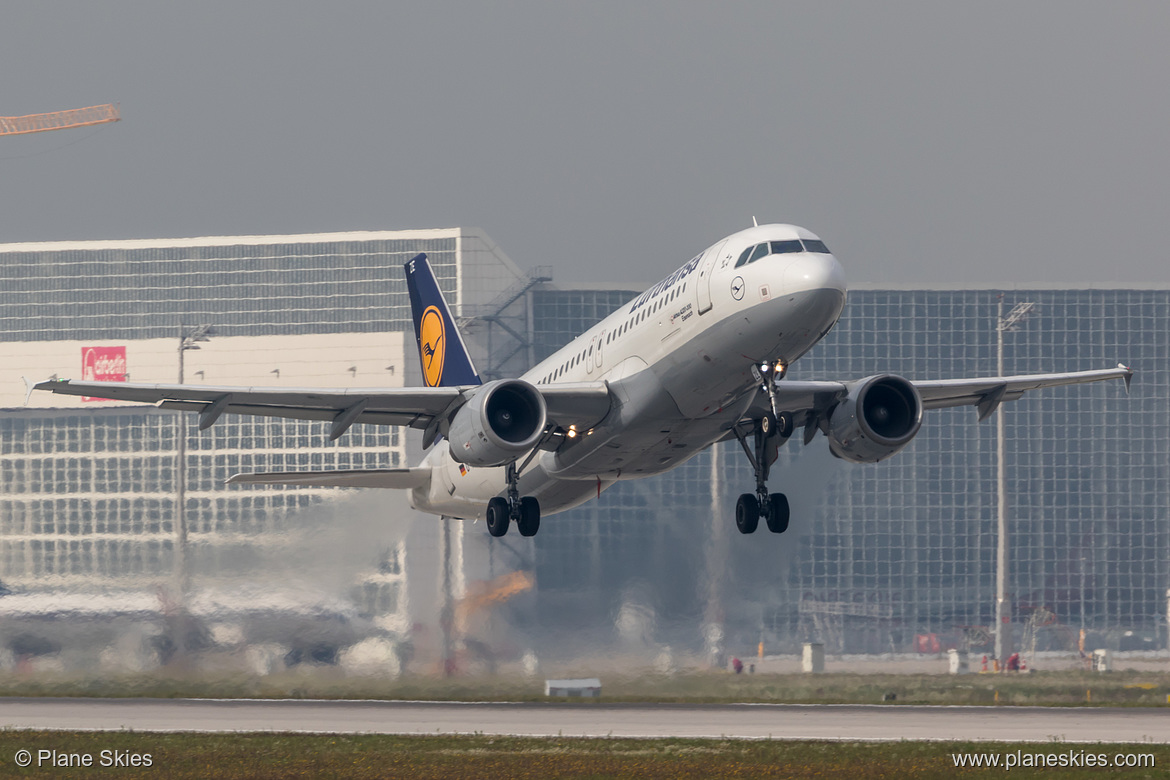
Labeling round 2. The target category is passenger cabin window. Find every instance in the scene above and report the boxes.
[802,239,830,253]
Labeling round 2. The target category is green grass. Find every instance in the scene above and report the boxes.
[0,668,1168,707]
[0,732,1164,779]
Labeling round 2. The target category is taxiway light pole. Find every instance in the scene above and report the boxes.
[994,299,1034,667]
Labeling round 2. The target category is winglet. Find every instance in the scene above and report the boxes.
[403,253,481,388]
[1119,363,1134,394]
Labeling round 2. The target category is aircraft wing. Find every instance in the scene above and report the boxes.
[227,467,431,489]
[733,364,1133,442]
[912,364,1133,418]
[29,378,612,440]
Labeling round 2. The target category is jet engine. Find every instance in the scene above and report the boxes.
[447,379,547,466]
[827,374,923,463]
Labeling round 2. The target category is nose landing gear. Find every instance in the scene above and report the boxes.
[732,393,794,535]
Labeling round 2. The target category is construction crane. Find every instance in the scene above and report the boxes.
[0,104,120,136]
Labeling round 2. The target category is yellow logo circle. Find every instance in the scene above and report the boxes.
[420,306,446,386]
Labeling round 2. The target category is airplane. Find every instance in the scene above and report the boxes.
[31,223,1133,538]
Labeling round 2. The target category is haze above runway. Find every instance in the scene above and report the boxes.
[0,699,1165,743]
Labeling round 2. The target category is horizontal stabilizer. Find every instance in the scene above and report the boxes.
[228,467,430,489]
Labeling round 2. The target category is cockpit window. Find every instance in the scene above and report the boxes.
[770,240,803,255]
[736,238,829,266]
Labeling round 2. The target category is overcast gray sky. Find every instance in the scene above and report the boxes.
[3,2,1167,286]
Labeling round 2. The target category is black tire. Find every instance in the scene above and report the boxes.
[517,497,541,537]
[486,497,510,537]
[735,493,759,534]
[765,493,790,533]
[775,412,795,439]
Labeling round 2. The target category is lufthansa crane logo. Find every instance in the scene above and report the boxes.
[731,276,745,300]
[419,306,446,387]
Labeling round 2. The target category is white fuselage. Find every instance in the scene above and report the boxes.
[411,224,848,520]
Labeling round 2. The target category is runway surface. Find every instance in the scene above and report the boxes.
[0,698,1166,742]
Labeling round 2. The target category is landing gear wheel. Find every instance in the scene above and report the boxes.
[486,496,510,537]
[765,493,790,533]
[760,412,778,438]
[735,493,760,534]
[775,412,795,439]
[517,497,541,537]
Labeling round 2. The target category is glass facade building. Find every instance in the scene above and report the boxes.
[0,229,517,341]
[531,287,1165,655]
[0,408,401,587]
[0,229,521,594]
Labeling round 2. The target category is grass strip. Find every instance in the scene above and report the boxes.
[0,732,1164,779]
[1,669,1169,707]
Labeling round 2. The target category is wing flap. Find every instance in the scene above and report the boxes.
[156,400,427,429]
[228,467,430,489]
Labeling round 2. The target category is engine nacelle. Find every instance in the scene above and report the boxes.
[446,379,547,467]
[827,374,923,464]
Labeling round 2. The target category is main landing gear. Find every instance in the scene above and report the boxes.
[486,461,541,538]
[732,410,794,535]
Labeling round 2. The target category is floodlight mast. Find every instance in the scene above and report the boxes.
[175,324,214,641]
[995,299,1035,668]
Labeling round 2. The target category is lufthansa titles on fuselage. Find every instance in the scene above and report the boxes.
[629,255,702,313]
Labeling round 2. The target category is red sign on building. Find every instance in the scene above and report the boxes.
[81,346,127,402]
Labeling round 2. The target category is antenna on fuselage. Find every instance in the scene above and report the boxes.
[752,216,758,227]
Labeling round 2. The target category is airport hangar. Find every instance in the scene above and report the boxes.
[0,227,1163,669]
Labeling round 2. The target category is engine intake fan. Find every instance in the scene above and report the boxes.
[447,379,547,466]
[827,374,923,463]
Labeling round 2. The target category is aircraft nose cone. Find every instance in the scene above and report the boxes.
[783,253,847,295]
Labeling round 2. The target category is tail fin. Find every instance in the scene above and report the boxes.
[404,253,482,387]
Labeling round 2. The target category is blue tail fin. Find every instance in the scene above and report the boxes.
[404,254,482,387]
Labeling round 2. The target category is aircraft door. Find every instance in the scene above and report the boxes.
[695,239,727,315]
[586,337,596,374]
